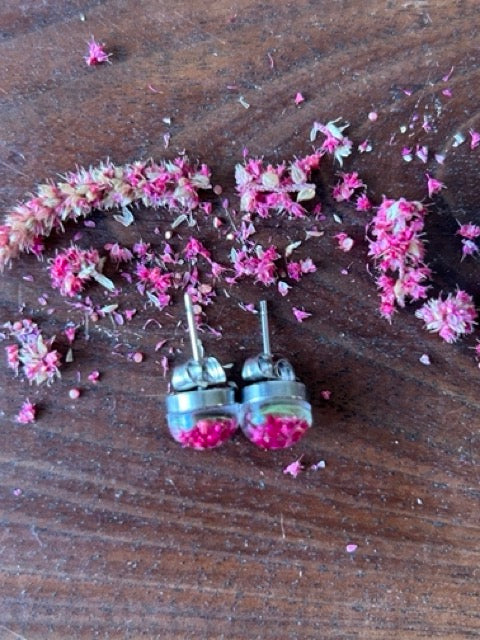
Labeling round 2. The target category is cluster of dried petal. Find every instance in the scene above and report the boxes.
[367,198,431,320]
[0,157,212,270]
[310,119,352,166]
[235,154,321,218]
[176,417,238,449]
[16,399,37,424]
[244,414,310,449]
[457,222,480,260]
[84,37,111,66]
[4,319,61,385]
[50,245,113,297]
[228,244,280,286]
[415,291,477,343]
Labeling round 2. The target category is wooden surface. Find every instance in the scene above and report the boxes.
[1,1,480,638]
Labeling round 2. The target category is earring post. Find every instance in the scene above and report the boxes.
[184,293,201,362]
[259,300,271,356]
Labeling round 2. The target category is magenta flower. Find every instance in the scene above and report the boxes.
[88,370,100,383]
[5,343,20,374]
[16,400,36,424]
[176,416,238,449]
[425,174,445,198]
[277,281,291,296]
[355,193,372,212]
[294,92,305,105]
[457,222,480,239]
[335,232,354,252]
[230,244,280,287]
[415,290,477,343]
[287,261,302,281]
[245,413,310,449]
[235,153,321,219]
[84,37,111,66]
[292,307,312,322]
[310,119,352,166]
[367,198,431,320]
[49,245,113,297]
[4,319,62,385]
[416,145,428,163]
[20,334,62,385]
[456,223,480,260]
[469,129,480,149]
[64,325,76,344]
[104,242,133,263]
[332,172,365,202]
[460,239,479,260]
[184,237,211,262]
[283,457,304,477]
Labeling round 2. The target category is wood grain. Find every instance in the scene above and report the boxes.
[0,1,479,638]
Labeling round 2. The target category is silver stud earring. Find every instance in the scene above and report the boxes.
[240,300,312,449]
[165,294,239,449]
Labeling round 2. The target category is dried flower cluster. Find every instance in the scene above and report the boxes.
[4,319,62,385]
[16,399,37,423]
[415,291,477,343]
[235,154,321,218]
[244,414,310,449]
[176,417,238,449]
[367,198,431,320]
[457,222,480,260]
[84,37,111,66]
[0,156,212,270]
[310,119,352,166]
[50,245,114,297]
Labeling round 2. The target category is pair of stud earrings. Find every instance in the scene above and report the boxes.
[165,295,313,450]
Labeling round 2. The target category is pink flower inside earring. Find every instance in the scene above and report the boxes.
[240,300,312,449]
[165,294,239,449]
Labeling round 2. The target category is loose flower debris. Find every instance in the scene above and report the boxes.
[283,457,305,477]
[84,37,111,66]
[16,399,36,424]
[1,70,480,423]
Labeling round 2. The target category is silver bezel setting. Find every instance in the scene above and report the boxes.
[166,386,236,414]
[241,380,307,405]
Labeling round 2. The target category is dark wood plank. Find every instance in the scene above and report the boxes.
[0,1,479,638]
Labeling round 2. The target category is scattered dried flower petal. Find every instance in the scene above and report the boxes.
[367,198,431,320]
[84,37,111,66]
[16,399,36,424]
[294,92,305,106]
[283,457,304,477]
[425,174,445,198]
[335,232,354,252]
[469,129,480,150]
[292,306,312,322]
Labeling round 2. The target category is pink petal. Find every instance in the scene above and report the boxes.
[283,457,304,477]
[292,307,312,322]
